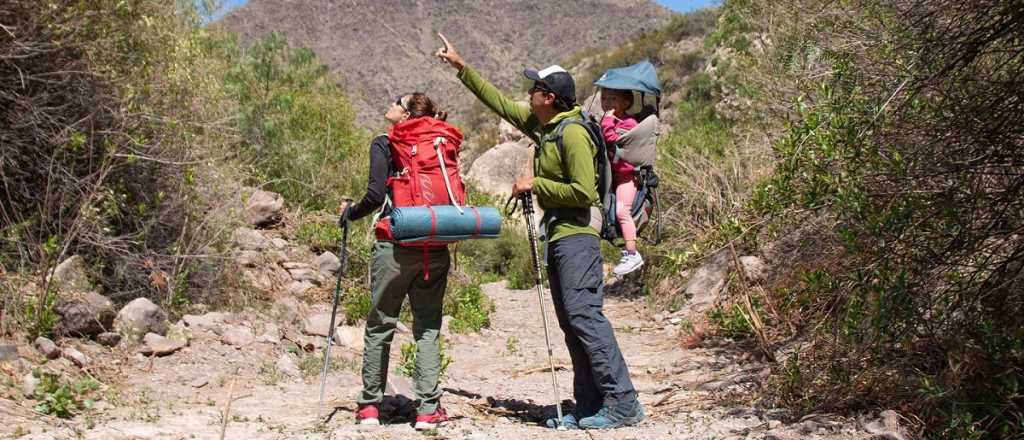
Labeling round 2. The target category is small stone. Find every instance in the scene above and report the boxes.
[654,312,666,322]
[332,326,364,351]
[234,227,271,251]
[314,252,341,276]
[289,268,319,283]
[765,429,799,440]
[281,262,311,270]
[241,269,274,291]
[739,256,768,281]
[800,420,822,434]
[0,344,18,361]
[768,420,782,429]
[190,377,208,388]
[22,372,39,398]
[96,332,122,347]
[257,324,281,344]
[669,317,682,325]
[34,337,60,359]
[182,312,229,330]
[286,281,315,295]
[221,326,255,347]
[62,347,89,367]
[276,354,300,378]
[140,332,185,356]
[234,250,261,267]
[271,238,289,249]
[303,313,341,337]
[266,250,288,264]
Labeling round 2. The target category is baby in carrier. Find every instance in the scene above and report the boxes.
[600,87,644,276]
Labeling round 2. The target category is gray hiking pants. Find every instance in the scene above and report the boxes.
[357,241,450,415]
[546,234,637,413]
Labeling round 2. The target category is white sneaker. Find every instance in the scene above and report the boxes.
[613,251,644,276]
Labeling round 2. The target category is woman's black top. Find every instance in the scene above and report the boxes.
[347,134,392,221]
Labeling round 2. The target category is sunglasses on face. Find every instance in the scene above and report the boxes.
[529,83,553,95]
[394,95,409,112]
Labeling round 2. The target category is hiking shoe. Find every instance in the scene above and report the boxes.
[613,251,644,276]
[544,413,580,429]
[355,403,381,425]
[414,406,449,430]
[578,400,645,429]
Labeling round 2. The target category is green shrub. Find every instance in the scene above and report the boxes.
[23,289,59,340]
[32,370,100,419]
[444,282,495,334]
[458,229,535,290]
[397,338,453,379]
[223,33,369,211]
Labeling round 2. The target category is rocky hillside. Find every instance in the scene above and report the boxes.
[218,0,673,126]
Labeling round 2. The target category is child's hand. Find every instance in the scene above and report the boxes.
[604,108,617,118]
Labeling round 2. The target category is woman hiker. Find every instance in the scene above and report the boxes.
[340,92,455,430]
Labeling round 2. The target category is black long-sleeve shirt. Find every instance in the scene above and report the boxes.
[347,135,392,221]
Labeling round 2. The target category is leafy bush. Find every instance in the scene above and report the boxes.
[223,33,369,211]
[32,370,100,418]
[444,282,495,334]
[719,0,1024,436]
[397,338,453,379]
[458,229,535,290]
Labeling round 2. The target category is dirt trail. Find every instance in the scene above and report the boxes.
[4,281,875,440]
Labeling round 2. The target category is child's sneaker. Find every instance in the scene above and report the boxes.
[355,404,381,425]
[613,251,644,276]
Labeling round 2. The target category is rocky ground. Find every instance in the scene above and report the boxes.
[1,277,904,440]
[0,189,911,440]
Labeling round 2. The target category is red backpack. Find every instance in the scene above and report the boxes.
[374,117,466,247]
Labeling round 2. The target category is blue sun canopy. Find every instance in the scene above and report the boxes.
[594,60,662,97]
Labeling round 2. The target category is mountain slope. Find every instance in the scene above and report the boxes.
[219,0,673,126]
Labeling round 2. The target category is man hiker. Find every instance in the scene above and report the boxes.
[435,33,644,430]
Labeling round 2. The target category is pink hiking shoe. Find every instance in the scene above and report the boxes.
[414,406,449,430]
[355,404,380,425]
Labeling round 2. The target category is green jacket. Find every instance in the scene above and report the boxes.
[458,65,599,242]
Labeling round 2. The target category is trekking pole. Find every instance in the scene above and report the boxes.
[317,202,352,423]
[511,192,566,430]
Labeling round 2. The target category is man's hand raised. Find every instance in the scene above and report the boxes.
[435,32,465,71]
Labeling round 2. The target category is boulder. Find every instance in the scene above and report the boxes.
[303,313,341,338]
[272,296,307,325]
[244,189,285,227]
[115,298,167,340]
[739,256,768,282]
[47,255,92,292]
[34,336,60,359]
[257,323,281,344]
[54,291,115,336]
[498,119,525,143]
[682,249,732,315]
[62,347,89,367]
[220,326,255,347]
[465,138,534,197]
[333,325,364,351]
[314,252,341,276]
[233,227,271,251]
[96,332,122,347]
[139,332,185,356]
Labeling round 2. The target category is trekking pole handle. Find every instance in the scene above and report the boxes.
[338,198,353,228]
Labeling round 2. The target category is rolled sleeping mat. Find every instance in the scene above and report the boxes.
[387,205,502,243]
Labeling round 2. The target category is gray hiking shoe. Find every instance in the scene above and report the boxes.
[612,251,644,277]
[544,413,580,429]
[578,399,645,429]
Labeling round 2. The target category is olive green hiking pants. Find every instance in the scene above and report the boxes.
[357,241,450,415]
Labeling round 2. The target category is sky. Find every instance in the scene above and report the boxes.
[205,0,719,21]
